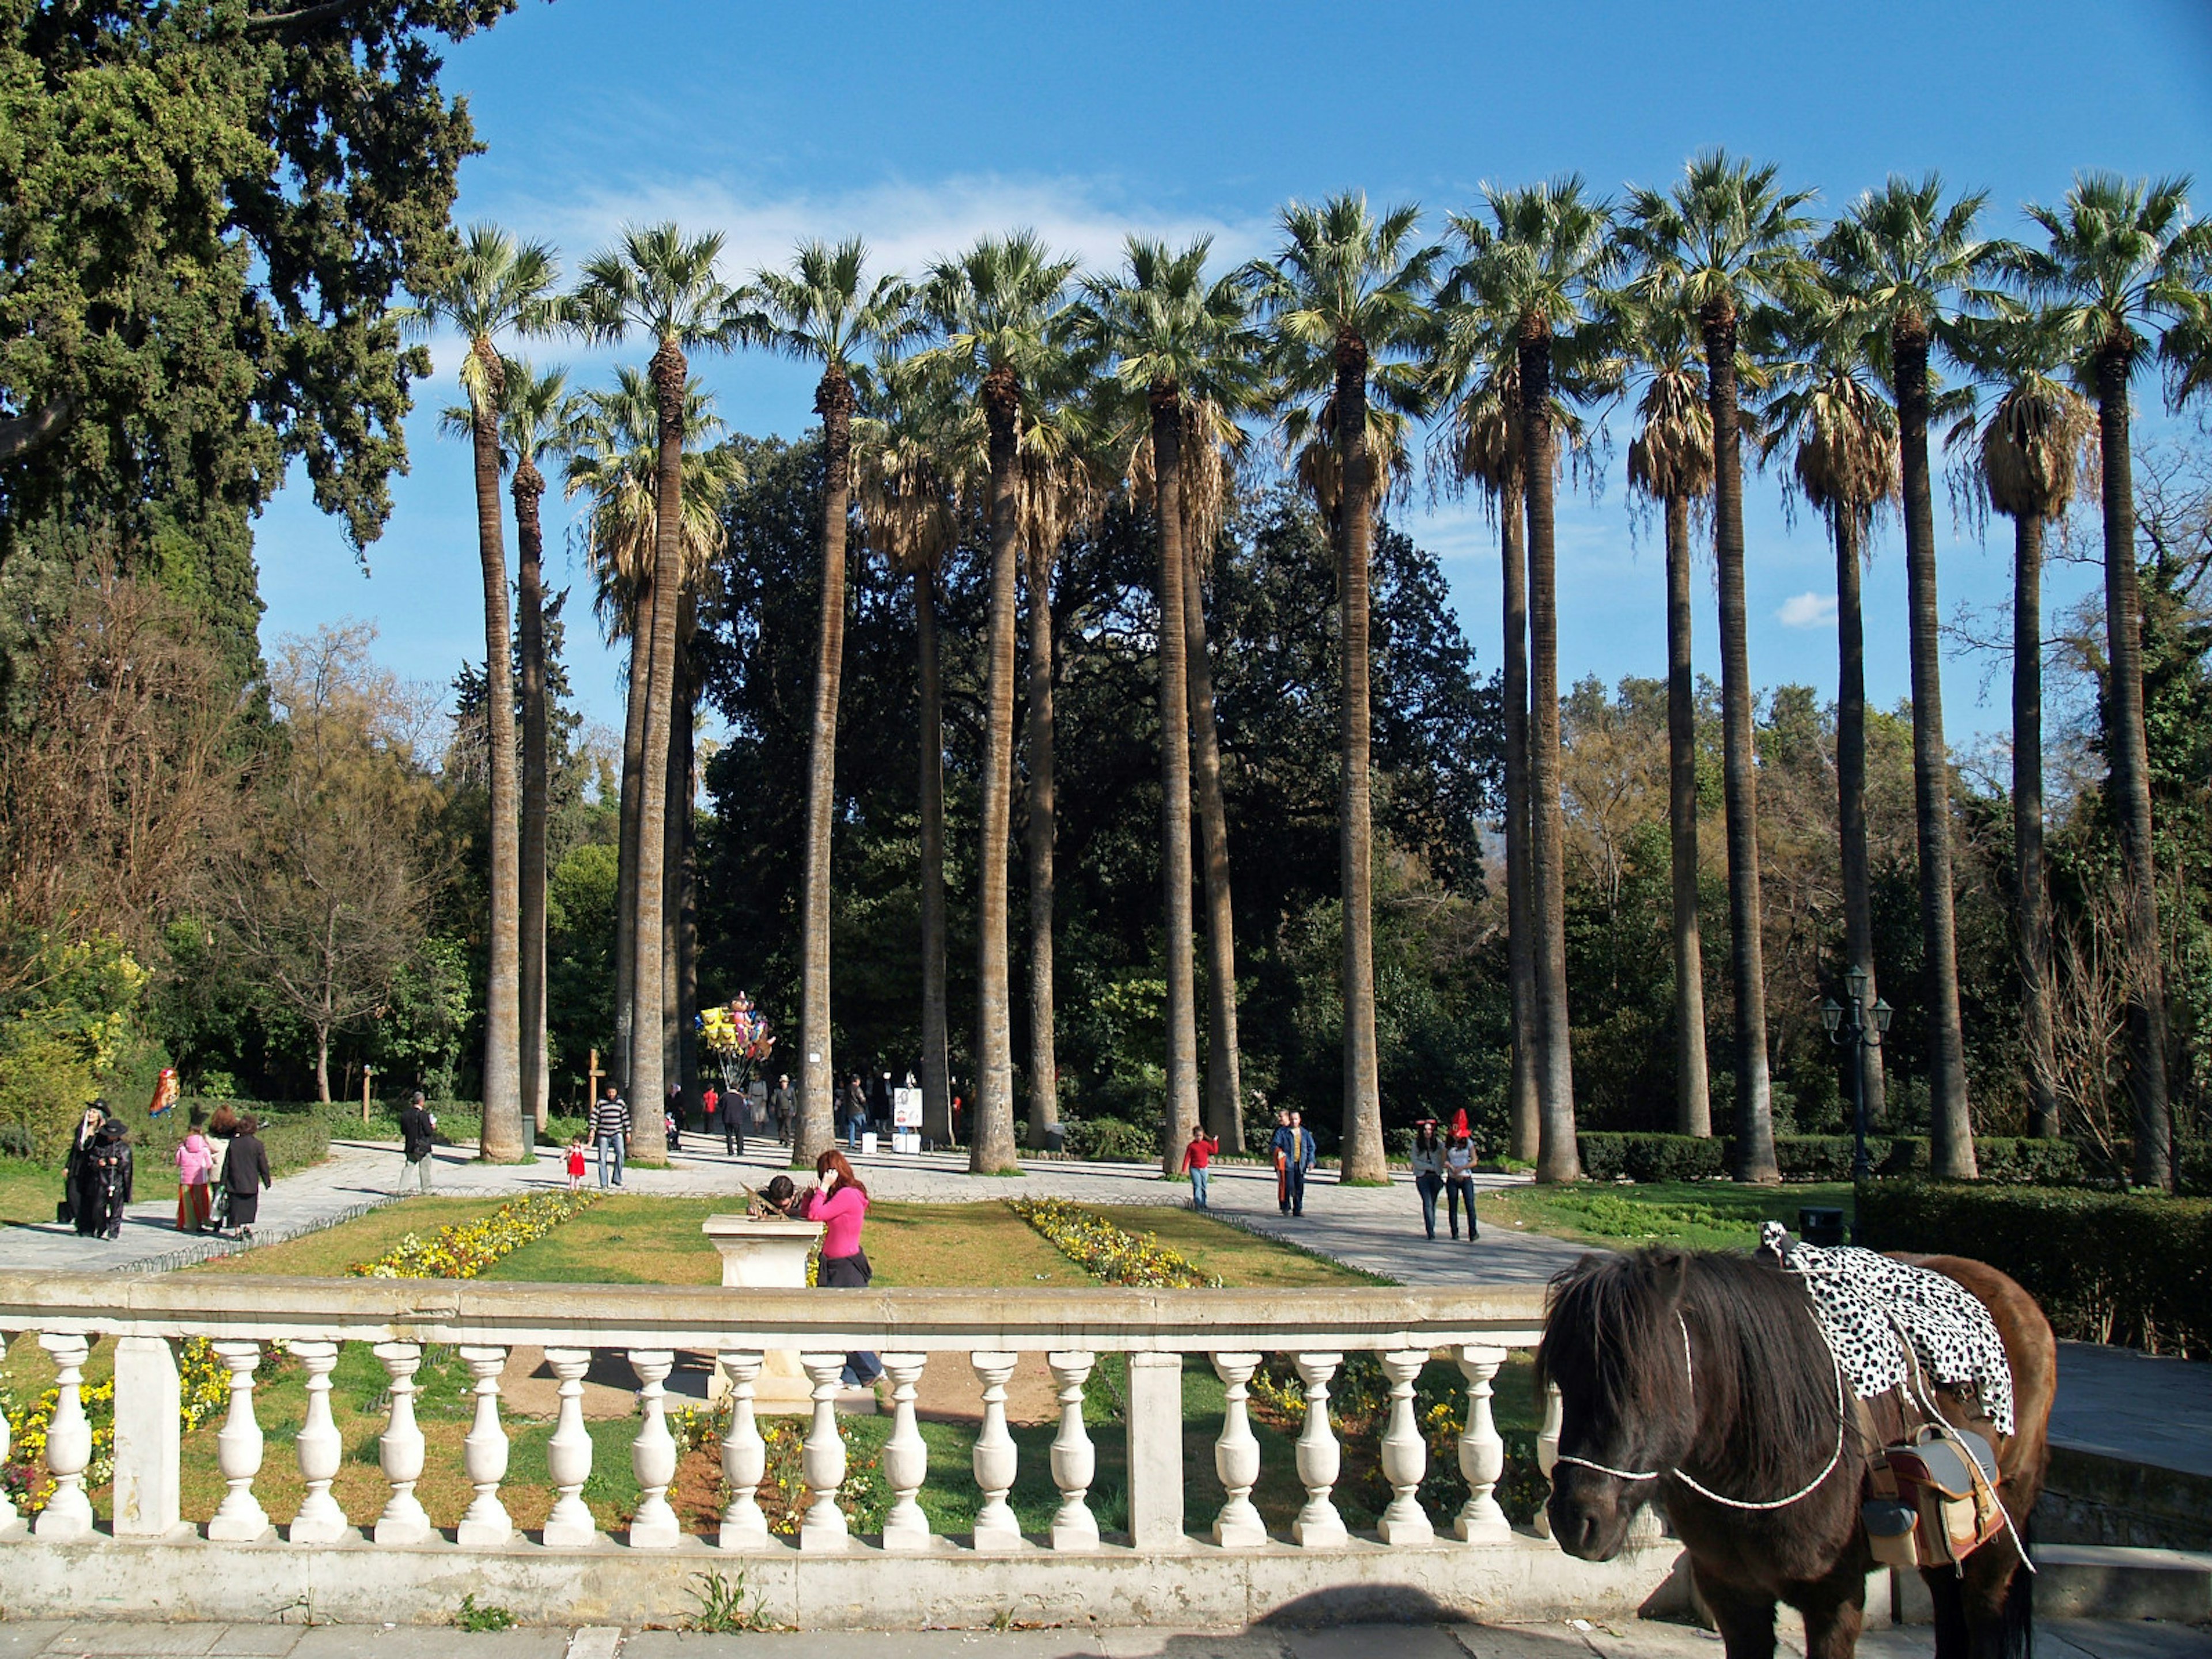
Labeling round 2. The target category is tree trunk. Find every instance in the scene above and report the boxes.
[1182,457,1244,1153]
[1520,329,1579,1183]
[315,1024,332,1105]
[1153,392,1200,1175]
[1835,505,1885,1128]
[796,368,857,1166]
[614,618,648,1094]
[971,366,1024,1174]
[2013,512,2059,1138]
[676,627,700,1117]
[1024,529,1060,1150]
[2096,353,2173,1189]
[916,566,952,1145]
[661,618,690,1118]
[1500,472,1540,1164]
[627,338,687,1164]
[515,459,550,1138]
[1896,325,1975,1179]
[1334,334,1386,1184]
[470,347,524,1163]
[1665,491,1713,1137]
[1703,302,1778,1183]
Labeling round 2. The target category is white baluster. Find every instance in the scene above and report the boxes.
[798,1353,849,1552]
[877,1353,930,1552]
[1290,1351,1347,1548]
[628,1349,680,1548]
[0,1339,17,1536]
[1453,1346,1511,1543]
[969,1351,1024,1551]
[1377,1349,1434,1545]
[543,1347,597,1548]
[1533,1379,1563,1541]
[1209,1352,1266,1548]
[372,1342,431,1545]
[33,1334,93,1540]
[206,1339,269,1542]
[287,1340,347,1544]
[1046,1351,1097,1552]
[715,1350,768,1551]
[455,1344,512,1547]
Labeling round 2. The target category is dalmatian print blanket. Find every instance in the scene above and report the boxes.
[1759,1222,2014,1436]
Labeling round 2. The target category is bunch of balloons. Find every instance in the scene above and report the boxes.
[698,993,775,1092]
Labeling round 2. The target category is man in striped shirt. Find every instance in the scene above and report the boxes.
[590,1085,631,1189]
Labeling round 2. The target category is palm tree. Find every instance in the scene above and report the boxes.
[854,356,980,1149]
[1437,179,1618,1184]
[571,226,741,1160]
[1084,236,1267,1170]
[1823,175,1995,1180]
[1619,295,1717,1138]
[922,230,1079,1175]
[737,239,915,1166]
[1622,151,1816,1184]
[1252,194,1440,1185]
[1760,289,1900,1141]
[1957,305,2093,1140]
[498,360,574,1137]
[2007,173,2212,1190]
[405,224,560,1164]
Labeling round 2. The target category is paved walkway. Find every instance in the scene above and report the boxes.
[2052,1340,2212,1480]
[0,1618,2199,1658]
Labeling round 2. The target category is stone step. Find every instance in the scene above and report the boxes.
[2031,1543,2212,1622]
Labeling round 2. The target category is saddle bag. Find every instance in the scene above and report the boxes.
[1886,1426,2005,1569]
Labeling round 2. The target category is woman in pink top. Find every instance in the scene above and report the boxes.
[805,1150,881,1386]
[175,1108,215,1232]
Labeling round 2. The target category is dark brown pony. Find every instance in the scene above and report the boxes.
[1537,1248,2054,1659]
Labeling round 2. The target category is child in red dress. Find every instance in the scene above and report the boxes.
[565,1139,586,1192]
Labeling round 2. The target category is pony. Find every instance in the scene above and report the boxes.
[1537,1247,2055,1659]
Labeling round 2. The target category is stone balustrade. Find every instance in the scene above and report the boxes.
[0,1271,1652,1630]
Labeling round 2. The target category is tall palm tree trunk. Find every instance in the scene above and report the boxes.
[1896,328,1975,1179]
[971,368,1024,1173]
[469,355,524,1163]
[1334,338,1386,1184]
[1834,505,1885,1127]
[1664,491,1713,1137]
[1152,395,1200,1174]
[1024,534,1060,1149]
[2013,512,2059,1138]
[916,567,952,1145]
[1703,302,1778,1183]
[2094,354,2173,1189]
[614,618,647,1093]
[1183,478,1244,1153]
[675,626,700,1115]
[1500,474,1540,1164]
[514,460,550,1137]
[627,339,688,1164]
[661,624,691,1113]
[796,370,857,1165]
[1519,331,1578,1184]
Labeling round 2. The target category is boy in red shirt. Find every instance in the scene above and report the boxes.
[1180,1129,1219,1209]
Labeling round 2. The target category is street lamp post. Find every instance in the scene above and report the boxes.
[1821,965,1893,1222]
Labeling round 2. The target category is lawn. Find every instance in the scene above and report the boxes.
[1484,1179,1856,1251]
[0,1156,62,1227]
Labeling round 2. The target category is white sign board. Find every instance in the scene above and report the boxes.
[892,1087,922,1128]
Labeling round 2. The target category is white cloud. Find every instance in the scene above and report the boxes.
[1778,591,1838,628]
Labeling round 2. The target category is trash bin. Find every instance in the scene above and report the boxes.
[1797,1206,1846,1247]
[1043,1123,1065,1153]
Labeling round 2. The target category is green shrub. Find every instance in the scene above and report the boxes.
[1059,1116,1160,1162]
[1858,1182,2212,1358]
[1575,1132,1726,1183]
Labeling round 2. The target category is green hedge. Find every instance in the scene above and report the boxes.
[1575,1132,1728,1182]
[1858,1181,2212,1358]
[1575,1131,2203,1191]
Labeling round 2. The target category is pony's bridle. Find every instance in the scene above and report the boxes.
[1551,1312,1850,1513]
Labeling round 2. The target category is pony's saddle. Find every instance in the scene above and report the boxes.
[1857,1367,2007,1573]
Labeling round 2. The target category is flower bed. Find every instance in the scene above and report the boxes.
[1006,1198,1221,1289]
[347,1190,598,1280]
[2,1335,230,1516]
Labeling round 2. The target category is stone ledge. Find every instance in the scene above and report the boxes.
[0,1533,1682,1631]
[2031,1544,2212,1623]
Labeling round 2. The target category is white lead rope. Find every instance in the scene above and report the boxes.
[1552,1312,1850,1513]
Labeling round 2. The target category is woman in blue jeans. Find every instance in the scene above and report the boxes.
[1444,1131,1480,1240]
[1410,1119,1445,1238]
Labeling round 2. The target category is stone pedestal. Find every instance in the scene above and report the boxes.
[702,1215,824,1412]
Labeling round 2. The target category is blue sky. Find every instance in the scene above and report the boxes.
[253,0,2212,754]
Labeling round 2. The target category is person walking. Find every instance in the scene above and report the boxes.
[175,1108,215,1232]
[221,1114,271,1241]
[768,1074,792,1145]
[1286,1111,1317,1217]
[1410,1118,1445,1240]
[1444,1130,1479,1241]
[564,1138,586,1193]
[87,1116,133,1240]
[867,1070,891,1135]
[590,1084,631,1188]
[1180,1128,1219,1209]
[1268,1109,1293,1214]
[665,1082,684,1153]
[803,1149,882,1391]
[62,1104,105,1233]
[396,1090,437,1195]
[842,1073,868,1149]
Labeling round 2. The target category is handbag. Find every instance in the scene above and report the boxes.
[56,1196,73,1225]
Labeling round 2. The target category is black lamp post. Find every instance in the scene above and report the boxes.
[1821,965,1893,1209]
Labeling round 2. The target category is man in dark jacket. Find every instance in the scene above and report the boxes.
[768,1075,793,1145]
[396,1091,437,1195]
[88,1118,134,1240]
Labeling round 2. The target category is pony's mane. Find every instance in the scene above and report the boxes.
[1539,1247,1842,1500]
